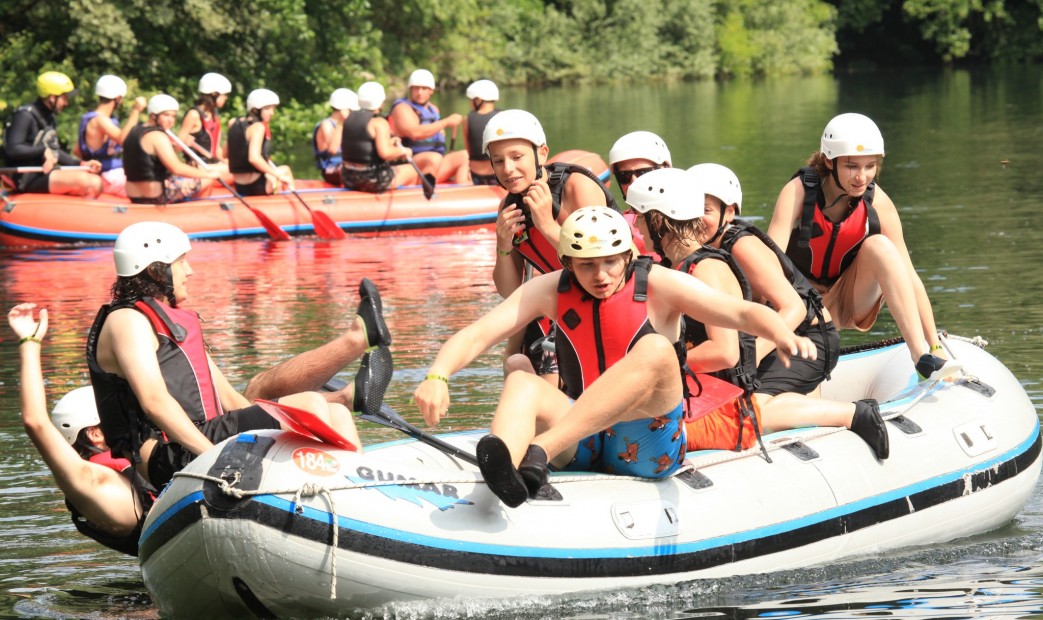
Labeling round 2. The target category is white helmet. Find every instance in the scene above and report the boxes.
[329,88,359,112]
[465,79,499,101]
[247,88,279,112]
[482,109,546,155]
[357,82,386,110]
[407,69,436,89]
[820,113,885,159]
[608,131,671,167]
[625,168,705,221]
[113,221,192,276]
[51,386,100,446]
[94,75,127,99]
[147,93,179,116]
[560,206,634,259]
[687,163,742,214]
[198,72,232,95]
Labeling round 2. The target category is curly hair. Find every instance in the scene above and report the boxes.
[643,210,708,249]
[109,262,170,303]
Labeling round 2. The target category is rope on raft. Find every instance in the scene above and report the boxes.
[837,331,988,355]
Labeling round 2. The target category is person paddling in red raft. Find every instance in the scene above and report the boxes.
[414,205,816,508]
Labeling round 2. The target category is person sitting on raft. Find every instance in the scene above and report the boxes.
[340,81,419,193]
[3,71,103,197]
[76,74,147,197]
[628,167,889,460]
[85,221,393,491]
[768,112,960,383]
[227,88,295,197]
[313,88,359,186]
[177,72,232,166]
[123,94,222,204]
[606,130,673,255]
[414,205,816,508]
[461,79,500,186]
[389,69,465,182]
[487,109,616,379]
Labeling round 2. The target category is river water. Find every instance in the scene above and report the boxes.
[2,65,1043,619]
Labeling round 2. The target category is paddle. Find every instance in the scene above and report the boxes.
[449,123,458,152]
[288,186,346,240]
[323,377,478,465]
[0,165,68,174]
[164,129,291,242]
[255,398,358,451]
[407,158,435,200]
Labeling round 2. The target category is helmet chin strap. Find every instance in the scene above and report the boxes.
[705,207,728,245]
[161,264,177,308]
[646,220,671,268]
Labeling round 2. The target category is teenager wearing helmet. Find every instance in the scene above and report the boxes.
[607,130,672,255]
[85,222,393,490]
[768,113,961,382]
[461,79,500,185]
[227,88,295,196]
[9,303,155,556]
[123,94,223,204]
[414,206,815,507]
[75,75,147,198]
[3,71,103,197]
[313,88,359,185]
[487,109,617,378]
[630,168,888,460]
[389,69,464,180]
[340,81,419,192]
[177,72,232,166]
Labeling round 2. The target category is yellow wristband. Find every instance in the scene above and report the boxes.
[425,373,449,385]
[496,248,512,257]
[19,336,42,345]
[930,344,943,353]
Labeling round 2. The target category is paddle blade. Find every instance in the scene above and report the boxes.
[422,174,436,200]
[311,209,346,240]
[255,399,358,451]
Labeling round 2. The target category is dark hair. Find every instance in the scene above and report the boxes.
[193,93,220,118]
[73,428,96,460]
[110,262,170,303]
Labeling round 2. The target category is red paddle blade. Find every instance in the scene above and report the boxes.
[684,373,745,422]
[255,399,358,451]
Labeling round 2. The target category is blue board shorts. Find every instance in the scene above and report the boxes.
[558,402,687,478]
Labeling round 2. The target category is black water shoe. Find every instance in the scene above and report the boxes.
[915,353,963,382]
[476,434,528,508]
[851,399,889,460]
[352,346,393,416]
[357,278,391,349]
[518,445,550,497]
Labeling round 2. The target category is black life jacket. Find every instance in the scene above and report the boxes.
[675,246,760,394]
[227,116,270,174]
[784,167,881,287]
[555,257,662,400]
[123,125,168,183]
[341,110,383,166]
[465,110,499,161]
[87,297,223,464]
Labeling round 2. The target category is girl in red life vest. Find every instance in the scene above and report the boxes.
[767,113,960,383]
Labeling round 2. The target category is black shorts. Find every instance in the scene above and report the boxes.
[146,404,281,488]
[342,164,394,193]
[17,171,50,193]
[235,175,268,197]
[471,171,499,186]
[755,322,839,396]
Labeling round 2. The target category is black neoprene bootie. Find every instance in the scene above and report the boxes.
[915,353,963,382]
[357,278,391,348]
[518,445,549,496]
[851,399,889,460]
[476,434,528,508]
[352,346,393,416]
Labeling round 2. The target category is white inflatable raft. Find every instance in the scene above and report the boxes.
[138,336,1042,617]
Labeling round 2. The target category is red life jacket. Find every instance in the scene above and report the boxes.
[87,297,222,463]
[784,167,881,287]
[88,450,131,473]
[554,258,658,399]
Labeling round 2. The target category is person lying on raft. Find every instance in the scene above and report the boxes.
[86,221,393,495]
[123,94,222,204]
[628,167,888,460]
[340,81,419,193]
[414,206,816,508]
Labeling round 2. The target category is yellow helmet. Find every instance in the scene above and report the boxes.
[37,71,75,97]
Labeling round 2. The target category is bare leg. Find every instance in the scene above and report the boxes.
[48,169,103,197]
[755,392,854,432]
[412,151,442,177]
[391,163,419,188]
